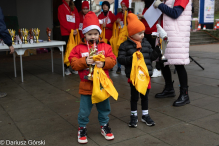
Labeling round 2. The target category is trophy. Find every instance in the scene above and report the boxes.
[84,42,97,81]
[152,24,169,62]
[33,28,40,43]
[23,28,28,44]
[8,29,16,45]
[46,27,52,42]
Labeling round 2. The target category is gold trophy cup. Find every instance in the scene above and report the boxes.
[8,29,16,45]
[84,44,97,81]
[46,27,52,42]
[34,28,40,43]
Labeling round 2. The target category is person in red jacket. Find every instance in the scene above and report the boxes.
[115,0,131,74]
[68,11,116,144]
[58,0,80,75]
[98,1,115,41]
[116,0,132,29]
[137,0,162,78]
[79,1,90,38]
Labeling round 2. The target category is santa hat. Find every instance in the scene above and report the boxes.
[82,1,89,9]
[120,0,129,8]
[127,13,145,36]
[82,11,102,34]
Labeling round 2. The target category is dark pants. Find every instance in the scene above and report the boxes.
[144,33,161,70]
[130,83,150,111]
[62,35,69,68]
[160,63,188,88]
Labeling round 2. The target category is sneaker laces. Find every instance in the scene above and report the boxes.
[130,114,137,124]
[102,124,111,134]
[78,127,87,137]
[143,115,153,123]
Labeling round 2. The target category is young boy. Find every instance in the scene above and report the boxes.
[118,13,161,127]
[79,1,90,38]
[98,1,115,41]
[115,0,132,74]
[68,11,116,144]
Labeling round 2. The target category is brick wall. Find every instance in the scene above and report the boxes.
[193,0,219,17]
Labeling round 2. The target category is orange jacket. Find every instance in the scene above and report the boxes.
[69,39,116,95]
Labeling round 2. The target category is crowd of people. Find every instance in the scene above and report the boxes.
[0,0,191,144]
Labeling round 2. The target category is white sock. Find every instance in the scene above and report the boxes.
[131,111,137,116]
[142,110,148,115]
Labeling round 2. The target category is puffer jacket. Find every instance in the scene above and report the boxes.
[118,37,160,78]
[68,38,116,95]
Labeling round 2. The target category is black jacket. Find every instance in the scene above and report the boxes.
[0,7,12,47]
[118,37,160,78]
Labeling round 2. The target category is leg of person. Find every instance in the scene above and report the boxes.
[96,98,114,140]
[129,83,139,127]
[173,65,190,107]
[116,61,121,74]
[62,36,71,75]
[78,95,93,144]
[0,92,7,98]
[155,62,176,98]
[140,89,155,126]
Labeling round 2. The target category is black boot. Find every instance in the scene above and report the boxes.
[173,87,190,107]
[155,82,175,98]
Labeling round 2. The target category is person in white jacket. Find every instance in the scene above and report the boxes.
[153,0,191,107]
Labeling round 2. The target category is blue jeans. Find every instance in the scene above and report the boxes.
[117,59,121,68]
[78,95,111,127]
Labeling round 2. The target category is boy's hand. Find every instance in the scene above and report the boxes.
[86,56,94,65]
[103,23,106,28]
[116,18,121,23]
[95,61,104,68]
[73,30,77,35]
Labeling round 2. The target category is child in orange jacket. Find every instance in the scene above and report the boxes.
[68,11,116,144]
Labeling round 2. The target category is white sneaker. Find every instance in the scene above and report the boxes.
[65,68,71,75]
[71,70,78,74]
[151,69,162,78]
[157,70,162,77]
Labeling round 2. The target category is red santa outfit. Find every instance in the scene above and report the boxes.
[79,1,89,38]
[98,2,115,41]
[141,8,158,34]
[58,0,80,36]
[116,0,132,28]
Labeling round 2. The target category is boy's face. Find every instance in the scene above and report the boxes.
[84,29,99,42]
[131,31,145,42]
[103,4,109,11]
[82,8,89,15]
[121,4,128,12]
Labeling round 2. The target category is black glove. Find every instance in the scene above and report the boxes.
[154,46,161,56]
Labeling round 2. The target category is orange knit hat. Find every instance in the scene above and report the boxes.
[127,13,145,36]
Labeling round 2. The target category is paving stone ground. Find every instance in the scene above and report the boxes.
[0,44,219,146]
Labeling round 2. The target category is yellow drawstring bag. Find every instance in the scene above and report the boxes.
[100,26,108,43]
[110,22,120,57]
[75,29,81,45]
[91,54,118,104]
[64,29,81,66]
[130,51,150,95]
[117,11,128,49]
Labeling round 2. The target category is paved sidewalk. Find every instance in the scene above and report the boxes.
[0,44,219,146]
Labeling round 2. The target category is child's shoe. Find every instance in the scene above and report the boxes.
[101,123,114,140]
[129,114,138,127]
[116,67,121,74]
[141,114,155,126]
[78,127,88,144]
